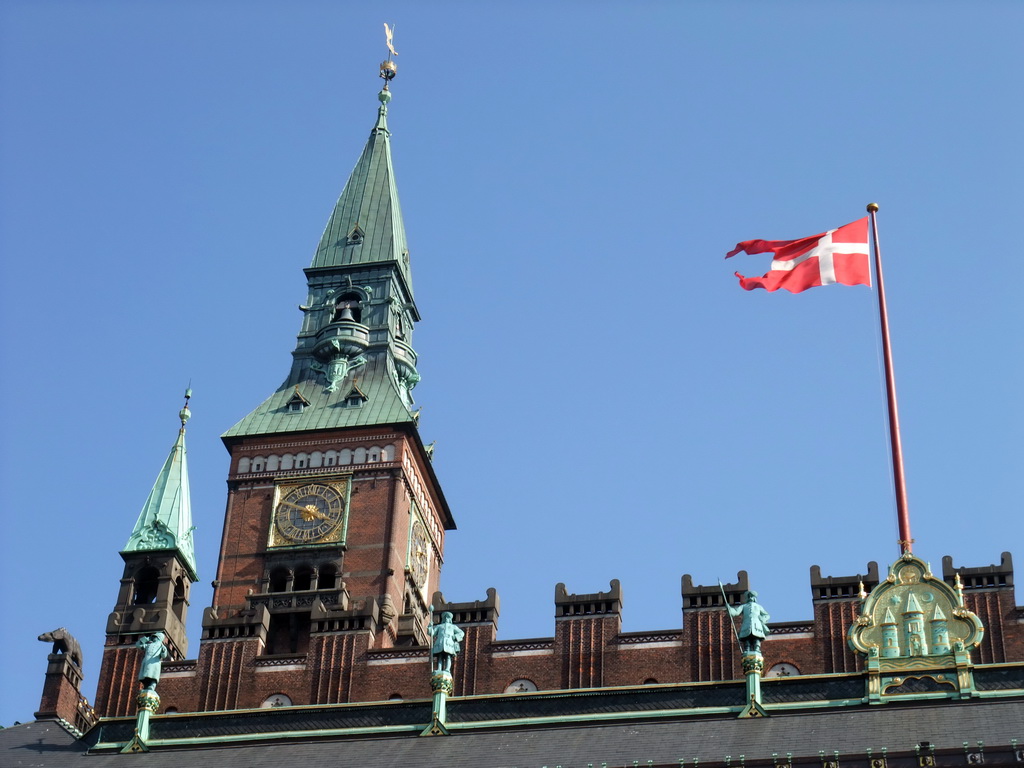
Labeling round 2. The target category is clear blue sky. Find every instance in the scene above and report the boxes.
[1,2,1021,726]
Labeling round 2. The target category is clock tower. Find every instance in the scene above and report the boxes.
[202,63,453,690]
[90,62,454,716]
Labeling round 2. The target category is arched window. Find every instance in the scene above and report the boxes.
[237,457,251,473]
[765,662,800,678]
[269,567,290,593]
[504,679,538,693]
[133,566,160,605]
[261,693,292,708]
[172,576,187,620]
[293,565,314,592]
[317,564,338,590]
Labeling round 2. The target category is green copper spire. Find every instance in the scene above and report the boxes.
[309,84,412,296]
[124,391,198,580]
[225,66,425,440]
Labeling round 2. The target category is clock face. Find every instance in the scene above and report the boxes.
[409,520,429,588]
[272,482,346,546]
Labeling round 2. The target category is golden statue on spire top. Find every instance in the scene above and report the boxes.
[380,22,397,85]
[384,23,398,58]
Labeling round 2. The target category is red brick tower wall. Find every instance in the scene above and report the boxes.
[35,651,94,732]
[810,561,878,674]
[93,642,140,717]
[944,552,1021,664]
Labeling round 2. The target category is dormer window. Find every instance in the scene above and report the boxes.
[286,386,310,414]
[341,385,368,408]
[346,224,364,245]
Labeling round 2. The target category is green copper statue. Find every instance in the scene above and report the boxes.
[135,633,169,691]
[727,590,771,655]
[427,611,465,673]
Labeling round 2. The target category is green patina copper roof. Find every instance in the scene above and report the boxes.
[311,98,412,296]
[224,89,423,441]
[222,356,414,438]
[123,402,198,579]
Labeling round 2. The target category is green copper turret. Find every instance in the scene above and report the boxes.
[123,392,198,580]
[224,83,423,439]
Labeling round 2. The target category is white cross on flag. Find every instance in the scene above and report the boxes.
[725,217,871,293]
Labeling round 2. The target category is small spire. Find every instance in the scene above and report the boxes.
[123,393,198,579]
[904,592,924,614]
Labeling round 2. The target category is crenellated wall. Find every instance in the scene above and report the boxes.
[85,552,1023,714]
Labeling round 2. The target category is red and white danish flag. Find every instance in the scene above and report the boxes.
[725,217,871,293]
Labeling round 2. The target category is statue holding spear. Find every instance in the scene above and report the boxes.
[719,581,771,656]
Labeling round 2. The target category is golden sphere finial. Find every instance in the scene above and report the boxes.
[866,202,880,213]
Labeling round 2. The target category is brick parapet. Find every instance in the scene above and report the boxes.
[681,571,747,681]
[434,587,500,634]
[943,552,1016,664]
[943,551,1014,589]
[86,555,1024,714]
[810,562,879,601]
[682,570,749,609]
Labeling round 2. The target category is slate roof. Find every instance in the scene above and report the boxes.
[4,698,1022,768]
[79,671,973,748]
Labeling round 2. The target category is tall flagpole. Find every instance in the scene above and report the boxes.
[866,203,913,555]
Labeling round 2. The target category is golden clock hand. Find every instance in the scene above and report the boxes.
[279,501,331,522]
[278,501,316,513]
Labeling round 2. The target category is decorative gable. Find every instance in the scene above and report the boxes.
[848,552,985,702]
